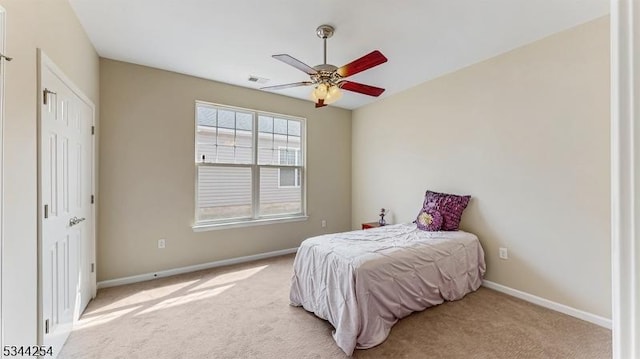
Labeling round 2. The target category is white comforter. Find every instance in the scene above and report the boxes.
[289,223,486,356]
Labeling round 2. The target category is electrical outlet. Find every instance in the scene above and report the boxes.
[158,239,166,249]
[499,247,508,260]
[321,220,327,228]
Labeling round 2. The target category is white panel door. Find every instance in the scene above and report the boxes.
[40,58,93,358]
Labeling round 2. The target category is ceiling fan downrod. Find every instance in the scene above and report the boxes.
[316,25,334,65]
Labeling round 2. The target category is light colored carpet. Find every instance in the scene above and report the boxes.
[60,254,611,359]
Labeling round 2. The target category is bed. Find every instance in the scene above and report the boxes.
[289,223,486,356]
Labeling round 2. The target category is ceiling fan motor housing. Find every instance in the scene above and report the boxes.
[311,64,341,86]
[313,64,338,72]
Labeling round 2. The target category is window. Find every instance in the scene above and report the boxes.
[195,101,306,227]
[278,147,301,188]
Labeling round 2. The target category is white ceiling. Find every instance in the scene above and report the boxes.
[69,0,608,110]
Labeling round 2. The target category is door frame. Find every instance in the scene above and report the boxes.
[0,4,6,349]
[611,1,639,358]
[36,49,97,345]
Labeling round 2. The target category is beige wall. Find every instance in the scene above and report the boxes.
[0,0,99,346]
[98,59,351,281]
[352,17,611,318]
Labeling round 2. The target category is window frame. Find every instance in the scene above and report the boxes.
[193,101,307,231]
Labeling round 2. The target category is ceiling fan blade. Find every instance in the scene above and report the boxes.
[315,99,326,108]
[273,54,318,75]
[336,50,388,78]
[340,81,385,97]
[261,82,313,91]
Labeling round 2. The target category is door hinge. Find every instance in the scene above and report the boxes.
[91,126,95,135]
[91,263,95,273]
[44,204,49,219]
[43,88,57,105]
[45,319,50,334]
[91,194,94,204]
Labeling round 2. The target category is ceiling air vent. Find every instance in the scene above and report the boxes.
[248,75,269,84]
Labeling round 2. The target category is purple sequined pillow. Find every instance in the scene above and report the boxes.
[421,190,471,231]
[416,209,443,231]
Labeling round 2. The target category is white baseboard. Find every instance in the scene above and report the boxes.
[482,280,612,329]
[97,247,298,289]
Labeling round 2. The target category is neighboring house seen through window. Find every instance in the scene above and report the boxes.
[278,147,301,188]
[195,101,306,227]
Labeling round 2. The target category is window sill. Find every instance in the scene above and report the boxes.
[192,215,309,232]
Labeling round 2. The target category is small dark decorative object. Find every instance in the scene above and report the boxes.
[378,208,387,226]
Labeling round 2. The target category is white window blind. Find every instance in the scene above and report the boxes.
[195,102,305,225]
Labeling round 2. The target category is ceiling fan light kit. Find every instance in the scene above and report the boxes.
[262,24,388,108]
[311,83,342,105]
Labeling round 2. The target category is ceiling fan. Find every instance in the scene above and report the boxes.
[261,24,388,108]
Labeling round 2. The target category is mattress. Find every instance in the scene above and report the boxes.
[289,223,486,355]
